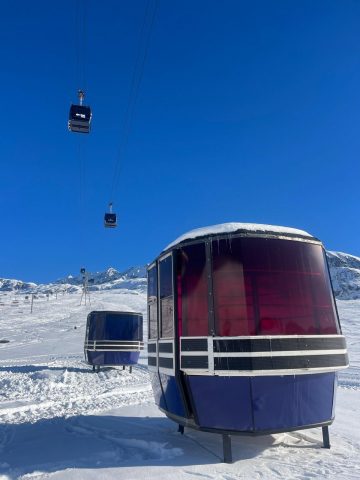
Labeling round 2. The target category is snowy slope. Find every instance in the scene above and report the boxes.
[0,281,359,479]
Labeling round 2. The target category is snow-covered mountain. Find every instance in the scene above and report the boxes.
[1,251,360,299]
[0,278,37,292]
[0,265,147,295]
[326,251,360,300]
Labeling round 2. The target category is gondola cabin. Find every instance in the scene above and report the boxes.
[104,202,117,228]
[104,213,117,228]
[68,104,92,133]
[147,223,348,455]
[85,311,144,372]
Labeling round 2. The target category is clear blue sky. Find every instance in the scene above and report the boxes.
[1,0,359,283]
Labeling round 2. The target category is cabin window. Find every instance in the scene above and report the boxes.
[159,255,174,338]
[87,312,143,341]
[212,239,256,336]
[179,243,209,336]
[212,237,339,336]
[147,265,158,339]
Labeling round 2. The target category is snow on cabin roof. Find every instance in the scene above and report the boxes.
[164,222,316,251]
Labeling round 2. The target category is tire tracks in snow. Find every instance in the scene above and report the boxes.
[0,362,153,424]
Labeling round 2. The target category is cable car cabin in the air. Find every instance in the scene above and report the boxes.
[104,213,117,228]
[68,104,92,133]
[147,223,348,459]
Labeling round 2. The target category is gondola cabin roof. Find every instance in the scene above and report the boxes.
[163,222,319,253]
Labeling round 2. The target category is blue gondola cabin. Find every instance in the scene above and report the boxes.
[147,223,348,445]
[68,104,92,134]
[85,311,144,371]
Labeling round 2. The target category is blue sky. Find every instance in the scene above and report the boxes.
[1,0,359,283]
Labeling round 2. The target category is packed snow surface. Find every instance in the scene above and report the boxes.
[165,222,314,251]
[0,284,359,479]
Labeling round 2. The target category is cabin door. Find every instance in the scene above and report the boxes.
[147,253,176,373]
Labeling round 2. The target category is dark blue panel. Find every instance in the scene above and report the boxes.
[159,373,186,418]
[187,376,253,431]
[86,351,140,366]
[87,312,143,341]
[332,373,338,418]
[252,373,335,431]
[149,372,167,411]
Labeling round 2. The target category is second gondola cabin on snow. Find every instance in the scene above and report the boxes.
[84,311,144,372]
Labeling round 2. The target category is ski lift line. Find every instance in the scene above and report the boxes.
[110,0,159,201]
[82,0,88,91]
[109,0,153,200]
[75,0,87,91]
[109,0,159,203]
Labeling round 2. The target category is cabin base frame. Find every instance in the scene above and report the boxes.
[166,410,333,463]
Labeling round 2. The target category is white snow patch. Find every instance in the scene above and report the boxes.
[165,222,314,250]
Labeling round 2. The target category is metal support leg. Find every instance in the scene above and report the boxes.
[322,426,330,449]
[130,366,132,374]
[92,365,95,372]
[178,424,184,435]
[222,434,233,463]
[123,365,125,370]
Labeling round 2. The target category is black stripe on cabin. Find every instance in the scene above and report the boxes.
[159,342,173,353]
[148,343,157,353]
[181,356,209,369]
[213,337,346,353]
[148,357,157,367]
[213,353,348,371]
[159,357,174,369]
[181,338,208,352]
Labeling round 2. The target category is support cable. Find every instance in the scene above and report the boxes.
[109,0,159,204]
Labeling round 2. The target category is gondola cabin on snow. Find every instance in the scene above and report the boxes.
[84,311,144,372]
[147,223,348,459]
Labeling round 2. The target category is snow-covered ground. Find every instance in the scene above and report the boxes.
[0,289,359,479]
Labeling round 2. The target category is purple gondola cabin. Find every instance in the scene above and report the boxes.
[147,223,348,460]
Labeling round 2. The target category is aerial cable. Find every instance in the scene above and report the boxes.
[75,0,87,90]
[73,0,89,253]
[109,0,159,204]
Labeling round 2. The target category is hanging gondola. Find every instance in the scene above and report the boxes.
[68,90,92,134]
[104,203,117,228]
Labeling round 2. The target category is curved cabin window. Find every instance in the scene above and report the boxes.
[147,265,158,339]
[159,255,174,338]
[212,238,256,336]
[212,237,340,336]
[178,243,209,336]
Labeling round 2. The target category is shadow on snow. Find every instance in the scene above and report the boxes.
[0,413,305,478]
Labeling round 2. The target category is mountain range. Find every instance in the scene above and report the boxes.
[1,251,359,300]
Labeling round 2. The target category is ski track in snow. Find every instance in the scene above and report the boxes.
[0,361,152,425]
[0,291,359,479]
